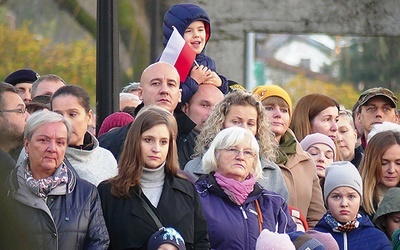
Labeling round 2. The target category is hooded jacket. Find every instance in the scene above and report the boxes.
[195,173,296,250]
[162,3,228,103]
[4,161,109,249]
[373,187,400,236]
[314,212,391,250]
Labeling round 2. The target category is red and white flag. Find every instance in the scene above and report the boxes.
[159,27,196,82]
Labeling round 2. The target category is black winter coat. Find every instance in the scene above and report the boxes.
[2,163,109,250]
[97,175,210,250]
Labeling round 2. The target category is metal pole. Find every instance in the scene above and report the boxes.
[96,0,119,135]
[150,0,160,62]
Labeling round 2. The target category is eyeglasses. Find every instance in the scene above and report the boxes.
[221,147,256,159]
[0,107,28,115]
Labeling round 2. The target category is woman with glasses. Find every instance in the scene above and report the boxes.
[195,126,296,249]
[184,90,289,201]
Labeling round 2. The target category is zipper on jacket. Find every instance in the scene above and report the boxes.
[240,206,248,219]
[343,232,348,250]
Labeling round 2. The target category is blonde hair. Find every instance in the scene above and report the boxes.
[359,130,400,215]
[194,91,277,162]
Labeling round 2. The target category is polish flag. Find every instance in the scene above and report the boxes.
[159,27,196,82]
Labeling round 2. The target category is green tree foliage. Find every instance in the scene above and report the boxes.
[0,23,97,106]
[339,37,400,92]
[282,74,360,110]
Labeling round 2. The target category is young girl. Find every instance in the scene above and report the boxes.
[97,106,209,249]
[314,161,391,250]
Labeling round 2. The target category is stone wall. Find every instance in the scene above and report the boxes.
[166,0,400,84]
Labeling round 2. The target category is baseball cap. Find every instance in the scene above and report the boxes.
[357,87,398,108]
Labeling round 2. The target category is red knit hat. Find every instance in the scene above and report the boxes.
[288,206,309,231]
[98,112,134,137]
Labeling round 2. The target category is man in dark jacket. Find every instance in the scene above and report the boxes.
[99,62,197,167]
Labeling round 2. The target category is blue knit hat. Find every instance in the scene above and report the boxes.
[147,227,185,250]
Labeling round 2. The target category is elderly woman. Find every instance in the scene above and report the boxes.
[196,126,296,250]
[185,90,289,201]
[4,110,109,249]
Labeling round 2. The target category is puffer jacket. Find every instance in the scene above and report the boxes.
[162,3,228,103]
[4,161,109,250]
[314,212,391,250]
[195,173,296,250]
[185,156,289,201]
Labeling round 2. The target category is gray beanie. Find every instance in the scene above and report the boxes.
[324,161,362,204]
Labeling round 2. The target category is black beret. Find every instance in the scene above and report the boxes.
[4,69,40,86]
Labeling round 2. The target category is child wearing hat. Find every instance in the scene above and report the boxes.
[147,227,186,250]
[314,161,391,250]
[162,3,228,104]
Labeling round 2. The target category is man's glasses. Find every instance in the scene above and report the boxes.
[0,107,28,115]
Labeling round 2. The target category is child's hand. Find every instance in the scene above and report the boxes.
[203,71,222,87]
[190,65,209,84]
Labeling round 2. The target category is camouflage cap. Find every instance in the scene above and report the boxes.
[357,87,398,108]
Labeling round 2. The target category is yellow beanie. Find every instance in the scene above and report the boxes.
[252,85,292,114]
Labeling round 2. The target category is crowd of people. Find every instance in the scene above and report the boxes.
[1,3,400,250]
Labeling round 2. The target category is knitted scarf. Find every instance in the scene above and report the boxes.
[277,131,297,165]
[25,163,68,199]
[214,172,256,205]
[324,212,361,232]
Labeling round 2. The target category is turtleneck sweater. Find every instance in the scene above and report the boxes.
[140,163,165,207]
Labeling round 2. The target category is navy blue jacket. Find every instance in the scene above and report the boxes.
[4,163,109,249]
[195,173,296,250]
[162,3,228,103]
[314,213,391,250]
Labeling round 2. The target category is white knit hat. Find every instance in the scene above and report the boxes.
[324,161,362,204]
[256,229,295,250]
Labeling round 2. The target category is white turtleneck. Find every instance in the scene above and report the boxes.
[140,163,165,208]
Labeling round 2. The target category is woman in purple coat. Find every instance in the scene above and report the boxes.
[195,127,296,250]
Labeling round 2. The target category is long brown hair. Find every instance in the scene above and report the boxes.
[109,106,179,198]
[290,93,339,142]
[360,130,400,215]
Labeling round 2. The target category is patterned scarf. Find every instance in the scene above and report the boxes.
[324,212,361,232]
[25,163,68,199]
[214,172,256,205]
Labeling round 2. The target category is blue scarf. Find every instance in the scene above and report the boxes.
[324,212,361,232]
